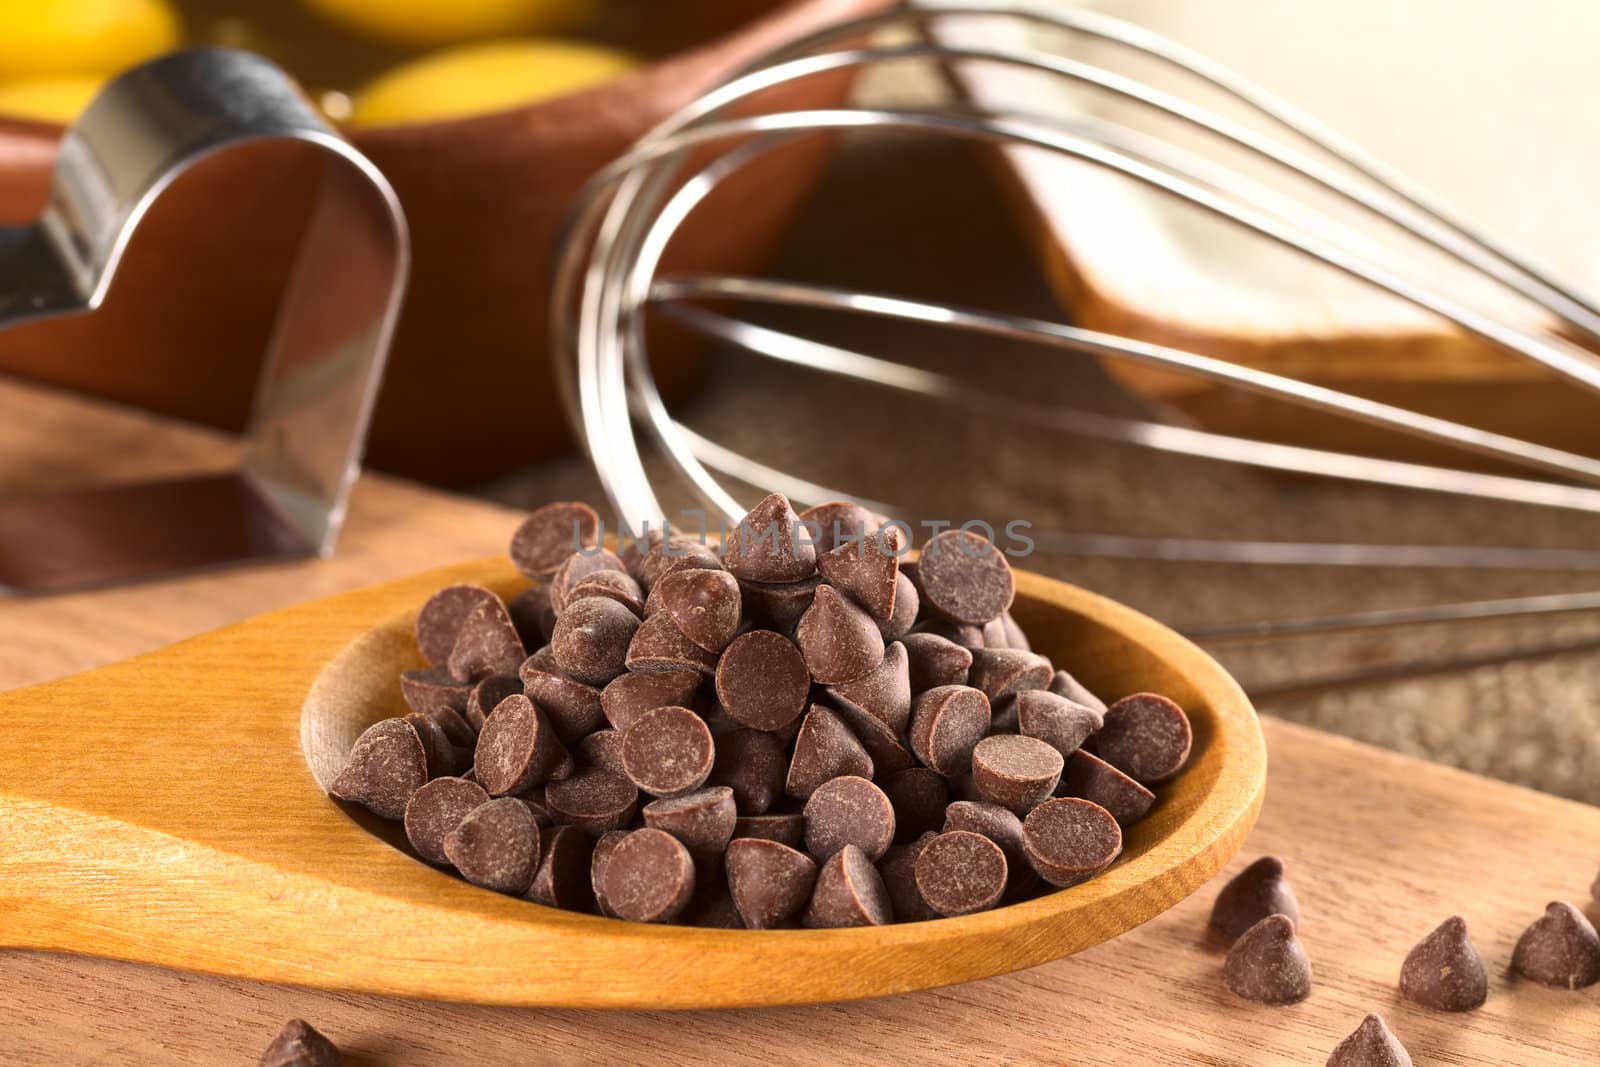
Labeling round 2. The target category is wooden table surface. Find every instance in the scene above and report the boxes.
[2,380,1597,1065]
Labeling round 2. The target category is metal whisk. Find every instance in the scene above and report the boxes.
[550,1,1600,662]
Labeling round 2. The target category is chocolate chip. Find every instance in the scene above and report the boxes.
[943,799,1033,896]
[908,685,991,776]
[404,776,489,865]
[737,574,821,632]
[621,705,715,797]
[971,735,1064,814]
[916,529,1015,625]
[526,823,594,911]
[415,584,501,668]
[876,572,920,641]
[507,584,557,648]
[802,844,891,928]
[878,833,941,922]
[329,718,428,820]
[446,596,526,683]
[1017,690,1102,760]
[403,710,462,778]
[590,829,628,917]
[1511,901,1600,989]
[1095,693,1193,784]
[1000,612,1031,651]
[786,705,874,798]
[716,630,810,731]
[259,1018,341,1067]
[881,767,950,842]
[415,700,476,749]
[722,493,818,583]
[734,813,806,849]
[795,584,886,685]
[443,796,541,894]
[1224,914,1312,1005]
[988,698,1019,734]
[649,567,741,653]
[625,611,719,675]
[1021,797,1122,887]
[826,701,911,777]
[576,728,626,774]
[726,837,819,929]
[400,667,471,719]
[915,617,986,649]
[510,501,601,578]
[599,668,701,732]
[1050,668,1106,713]
[473,694,573,796]
[709,728,788,814]
[551,595,639,686]
[518,664,605,741]
[1327,1013,1412,1067]
[464,674,521,732]
[525,644,559,674]
[1210,856,1301,941]
[816,523,903,620]
[631,533,724,591]
[796,500,882,554]
[1399,916,1487,1011]
[1056,750,1155,827]
[546,768,640,836]
[914,830,1008,916]
[642,786,737,854]
[568,569,645,617]
[825,641,912,734]
[966,648,1053,702]
[600,828,696,923]
[550,548,626,614]
[803,775,895,862]
[900,632,973,691]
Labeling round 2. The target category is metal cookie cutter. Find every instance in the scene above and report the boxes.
[0,48,408,594]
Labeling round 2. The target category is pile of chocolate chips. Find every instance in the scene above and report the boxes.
[329,494,1194,928]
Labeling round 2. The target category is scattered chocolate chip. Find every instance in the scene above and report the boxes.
[726,837,819,929]
[971,734,1064,814]
[599,668,701,732]
[900,632,973,691]
[507,584,557,649]
[399,667,471,719]
[545,768,640,836]
[473,694,572,796]
[551,595,640,686]
[550,549,627,614]
[1224,914,1312,1005]
[403,709,462,778]
[795,584,886,686]
[915,830,1008,916]
[881,768,951,843]
[876,572,920,641]
[829,699,917,776]
[709,728,788,814]
[404,776,489,865]
[464,674,521,732]
[878,833,941,922]
[575,728,626,775]
[443,796,541,895]
[1016,690,1102,760]
[648,567,742,653]
[1056,750,1155,827]
[643,786,738,855]
[803,775,896,862]
[826,641,912,734]
[715,630,810,730]
[786,705,875,798]
[916,529,1015,625]
[1327,1013,1411,1067]
[415,584,502,668]
[1021,797,1122,887]
[1094,693,1193,784]
[802,844,891,928]
[518,665,605,741]
[722,493,818,583]
[259,1018,341,1067]
[943,799,1034,895]
[625,611,719,675]
[1512,901,1600,989]
[600,828,696,923]
[510,501,601,579]
[816,523,903,620]
[1399,916,1487,1012]
[966,648,1053,702]
[734,813,806,849]
[1050,670,1107,713]
[446,596,526,683]
[568,569,645,617]
[590,829,628,917]
[416,701,476,749]
[526,823,594,911]
[1210,856,1301,941]
[796,500,882,554]
[908,685,991,776]
[330,718,428,820]
[621,705,715,797]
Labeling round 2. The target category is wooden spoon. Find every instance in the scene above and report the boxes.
[0,558,1264,1008]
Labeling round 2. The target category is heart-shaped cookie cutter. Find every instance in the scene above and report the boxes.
[0,48,408,594]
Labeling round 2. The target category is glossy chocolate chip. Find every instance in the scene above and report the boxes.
[914,830,1008,916]
[600,828,696,923]
[1327,1013,1412,1067]
[803,774,896,864]
[473,694,572,796]
[722,493,818,583]
[726,837,819,929]
[1050,668,1106,713]
[716,630,810,731]
[709,728,788,814]
[802,844,891,928]
[416,584,502,668]
[908,685,991,776]
[1511,901,1600,989]
[550,548,627,614]
[816,523,903,620]
[786,705,874,799]
[599,668,701,732]
[738,574,821,632]
[1056,750,1155,827]
[1017,690,1102,760]
[526,823,594,911]
[1224,914,1313,1005]
[826,641,911,734]
[966,648,1053,703]
[442,796,541,895]
[464,674,521,732]
[1210,856,1301,941]
[446,596,526,683]
[399,667,471,719]
[508,584,557,649]
[568,569,645,617]
[576,728,626,775]
[1021,797,1122,887]
[971,734,1064,814]
[330,718,428,820]
[625,611,719,675]
[916,529,1015,625]
[621,705,715,798]
[734,813,806,849]
[796,500,882,554]
[551,595,639,686]
[590,829,628,917]
[881,767,950,843]
[1399,916,1487,1011]
[404,776,489,865]
[643,786,738,854]
[259,1019,341,1067]
[518,665,605,742]
[510,501,601,578]
[900,632,973,692]
[878,833,941,922]
[795,584,885,686]
[876,572,920,641]
[650,567,741,653]
[546,768,640,836]
[1095,693,1193,784]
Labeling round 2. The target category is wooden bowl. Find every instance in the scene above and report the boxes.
[0,0,890,486]
[0,558,1264,1007]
